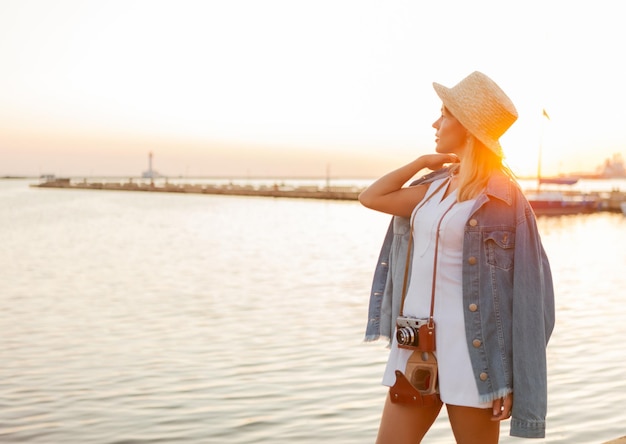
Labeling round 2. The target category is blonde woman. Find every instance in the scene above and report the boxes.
[360,72,555,443]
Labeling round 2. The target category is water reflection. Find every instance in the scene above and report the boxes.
[1,181,625,443]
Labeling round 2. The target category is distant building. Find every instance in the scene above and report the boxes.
[597,153,626,178]
[142,151,161,178]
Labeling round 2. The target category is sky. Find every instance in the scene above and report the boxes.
[1,0,625,179]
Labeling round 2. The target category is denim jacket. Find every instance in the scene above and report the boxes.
[364,168,555,439]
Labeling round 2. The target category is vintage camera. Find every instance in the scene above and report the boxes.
[395,316,429,349]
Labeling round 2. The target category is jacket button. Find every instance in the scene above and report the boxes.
[469,303,478,312]
[469,219,478,226]
[472,339,482,348]
[468,256,477,265]
[479,372,488,381]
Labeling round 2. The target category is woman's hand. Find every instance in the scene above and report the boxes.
[491,393,513,421]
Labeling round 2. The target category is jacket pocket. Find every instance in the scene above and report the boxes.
[485,230,515,270]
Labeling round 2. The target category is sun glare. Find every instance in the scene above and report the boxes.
[0,1,624,178]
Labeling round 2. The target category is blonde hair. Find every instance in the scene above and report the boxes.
[456,136,515,202]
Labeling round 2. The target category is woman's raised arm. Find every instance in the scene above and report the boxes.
[358,154,457,218]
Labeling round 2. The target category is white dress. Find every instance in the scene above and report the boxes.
[382,178,490,408]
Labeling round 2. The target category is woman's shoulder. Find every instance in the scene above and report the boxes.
[485,171,524,198]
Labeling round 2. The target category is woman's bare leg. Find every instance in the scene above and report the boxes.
[446,404,500,444]
[376,393,443,444]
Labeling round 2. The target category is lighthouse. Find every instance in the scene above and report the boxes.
[142,151,160,178]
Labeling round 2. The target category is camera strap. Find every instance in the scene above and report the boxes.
[399,175,458,328]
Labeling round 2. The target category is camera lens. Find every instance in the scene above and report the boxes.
[396,327,417,346]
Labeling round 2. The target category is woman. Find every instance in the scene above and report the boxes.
[359,72,555,443]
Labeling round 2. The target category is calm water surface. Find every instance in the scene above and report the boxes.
[1,179,625,443]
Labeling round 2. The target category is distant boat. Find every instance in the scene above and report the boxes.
[526,190,598,216]
[538,177,579,186]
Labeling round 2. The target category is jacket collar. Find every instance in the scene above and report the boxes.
[413,166,516,206]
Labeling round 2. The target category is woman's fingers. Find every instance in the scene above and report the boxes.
[491,393,513,421]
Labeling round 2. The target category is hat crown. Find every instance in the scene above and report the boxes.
[433,71,517,156]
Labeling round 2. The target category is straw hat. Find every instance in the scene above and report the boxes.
[433,71,518,157]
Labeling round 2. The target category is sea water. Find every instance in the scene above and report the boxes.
[1,179,625,443]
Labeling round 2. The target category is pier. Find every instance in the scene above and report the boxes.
[31,177,363,201]
[30,177,626,214]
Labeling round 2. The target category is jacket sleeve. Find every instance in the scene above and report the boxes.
[364,220,393,342]
[510,203,556,438]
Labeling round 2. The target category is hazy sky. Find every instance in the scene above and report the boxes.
[1,0,625,178]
